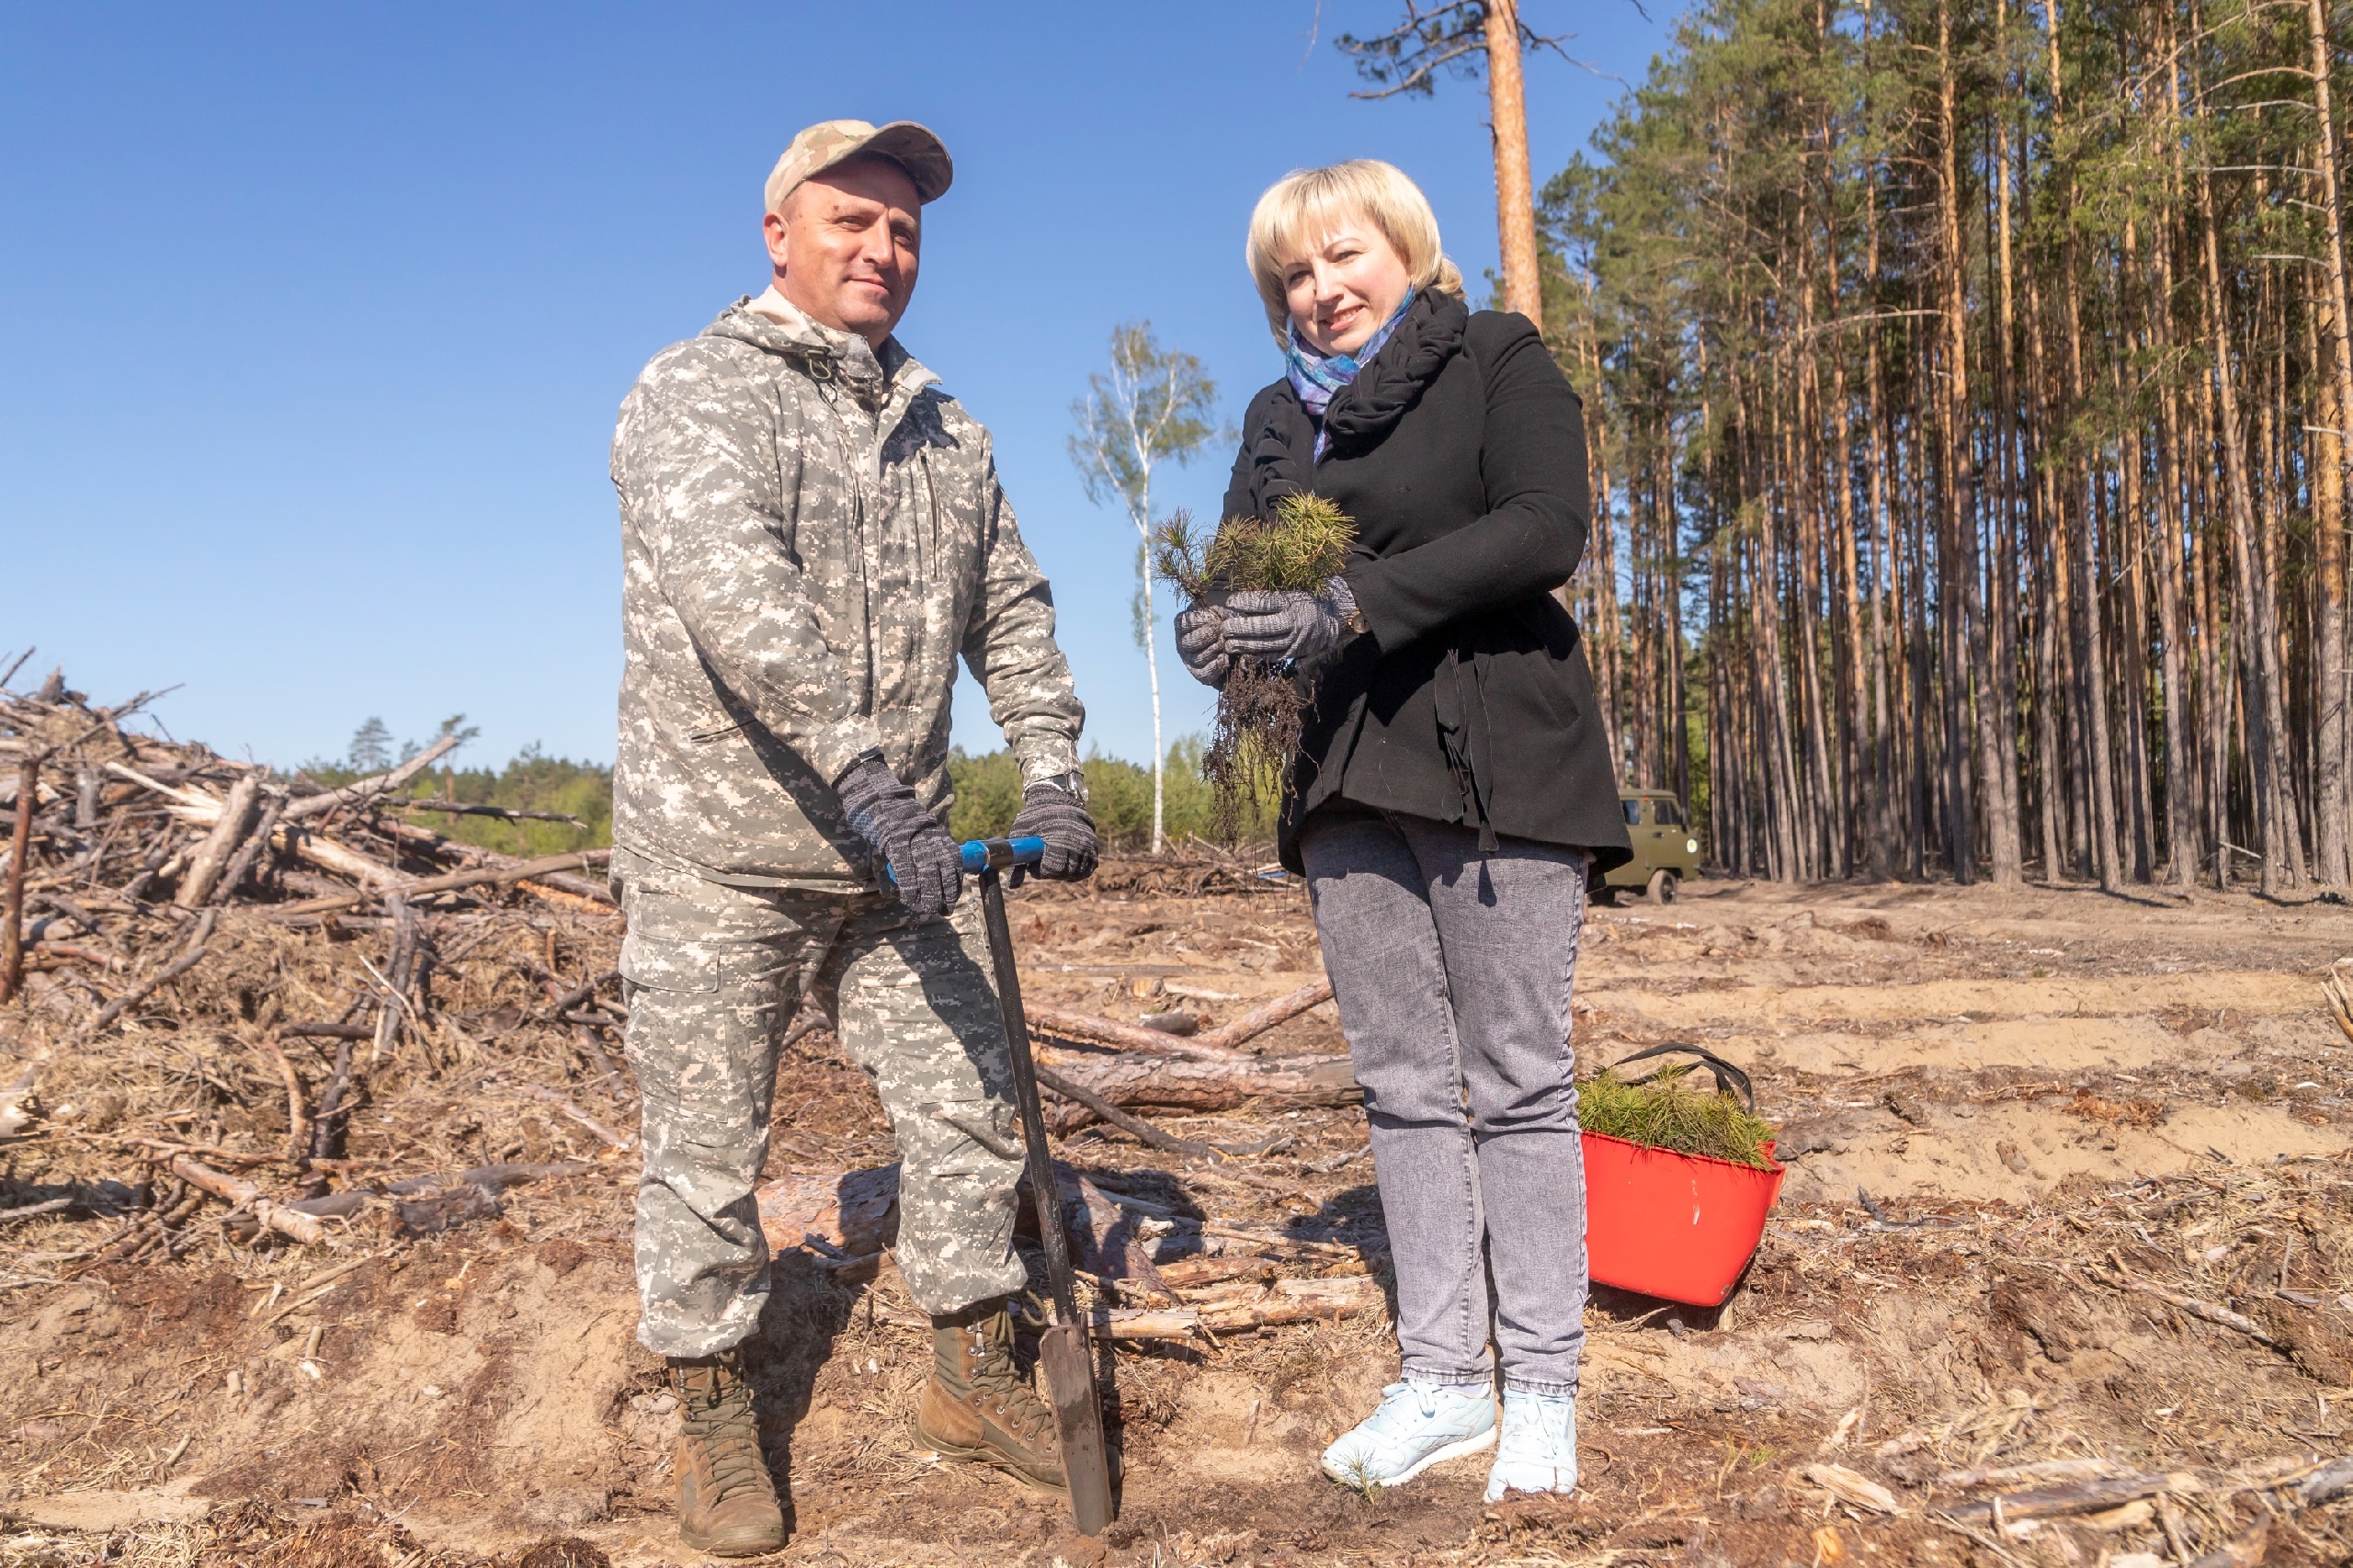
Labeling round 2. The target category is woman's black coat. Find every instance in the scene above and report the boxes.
[1222,294,1631,875]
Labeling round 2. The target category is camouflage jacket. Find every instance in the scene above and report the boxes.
[611,293,1083,886]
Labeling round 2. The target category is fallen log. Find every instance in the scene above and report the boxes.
[1946,1472,2195,1526]
[1027,1005,1249,1062]
[1194,981,1337,1051]
[210,790,286,904]
[1026,980,1336,1062]
[380,817,616,906]
[1088,1275,1386,1340]
[756,1164,904,1257]
[262,1035,309,1163]
[221,1161,594,1241]
[174,775,261,908]
[1037,1049,1359,1122]
[1033,1062,1284,1161]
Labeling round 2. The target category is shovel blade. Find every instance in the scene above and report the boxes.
[1038,1323,1114,1534]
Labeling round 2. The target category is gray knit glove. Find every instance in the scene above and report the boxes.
[1222,577,1361,665]
[834,749,962,921]
[1008,775,1098,881]
[1175,602,1230,688]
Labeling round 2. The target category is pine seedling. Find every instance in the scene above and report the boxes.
[1577,1064,1778,1168]
[1154,495,1358,841]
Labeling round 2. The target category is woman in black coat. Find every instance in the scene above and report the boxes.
[1177,159,1629,1502]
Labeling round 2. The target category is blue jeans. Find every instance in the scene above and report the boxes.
[1301,806,1590,1396]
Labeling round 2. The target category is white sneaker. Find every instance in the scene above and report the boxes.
[1320,1380,1496,1490]
[1483,1388,1577,1502]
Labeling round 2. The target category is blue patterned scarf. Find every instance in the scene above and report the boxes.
[1284,298,1413,458]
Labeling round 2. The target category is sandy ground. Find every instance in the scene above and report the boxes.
[5,869,2353,1566]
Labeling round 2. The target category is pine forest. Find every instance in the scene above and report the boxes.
[1544,0,2353,894]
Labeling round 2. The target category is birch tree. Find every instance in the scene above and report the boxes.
[1068,324,1219,853]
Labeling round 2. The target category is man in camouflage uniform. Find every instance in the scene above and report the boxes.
[609,119,1099,1557]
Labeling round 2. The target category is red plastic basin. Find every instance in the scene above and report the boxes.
[1582,1131,1785,1307]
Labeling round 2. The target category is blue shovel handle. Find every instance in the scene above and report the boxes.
[961,836,1046,873]
[888,836,1046,881]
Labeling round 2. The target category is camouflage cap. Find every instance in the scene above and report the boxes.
[765,119,953,212]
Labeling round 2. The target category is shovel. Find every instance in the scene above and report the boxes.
[957,836,1117,1533]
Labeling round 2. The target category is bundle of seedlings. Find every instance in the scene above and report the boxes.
[1578,1061,1778,1168]
[1154,494,1356,839]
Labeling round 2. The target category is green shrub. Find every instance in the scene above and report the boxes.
[383,747,613,857]
[947,738,1274,850]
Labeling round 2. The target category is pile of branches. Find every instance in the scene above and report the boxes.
[0,661,1356,1273]
[0,662,631,1270]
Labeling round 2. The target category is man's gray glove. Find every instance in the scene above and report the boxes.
[1008,774,1098,881]
[1175,602,1230,688]
[1222,576,1363,665]
[834,749,962,921]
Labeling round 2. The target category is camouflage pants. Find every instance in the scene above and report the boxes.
[614,849,1028,1357]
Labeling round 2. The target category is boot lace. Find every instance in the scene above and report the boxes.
[678,1365,769,1503]
[967,1327,1059,1449]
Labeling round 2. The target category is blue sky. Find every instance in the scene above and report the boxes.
[2,2,1668,773]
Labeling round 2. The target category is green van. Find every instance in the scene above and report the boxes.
[1596,790,1700,905]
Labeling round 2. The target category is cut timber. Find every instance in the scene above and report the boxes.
[174,775,260,908]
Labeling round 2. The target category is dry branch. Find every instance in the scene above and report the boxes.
[262,1035,310,1163]
[68,909,218,1044]
[164,1154,339,1247]
[278,733,461,822]
[513,1082,632,1150]
[1945,1474,2188,1525]
[2091,1267,2286,1347]
[264,850,613,919]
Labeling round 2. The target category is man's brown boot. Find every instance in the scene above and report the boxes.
[668,1347,787,1557]
[913,1300,1067,1494]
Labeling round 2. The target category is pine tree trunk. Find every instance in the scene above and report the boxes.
[1483,0,1542,328]
[2309,0,2353,885]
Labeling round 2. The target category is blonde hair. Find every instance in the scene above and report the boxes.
[1245,160,1464,343]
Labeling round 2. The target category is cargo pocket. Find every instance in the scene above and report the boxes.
[619,927,721,994]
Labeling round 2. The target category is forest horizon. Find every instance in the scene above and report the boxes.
[1544,0,2353,898]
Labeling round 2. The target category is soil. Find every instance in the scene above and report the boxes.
[6,867,2353,1565]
